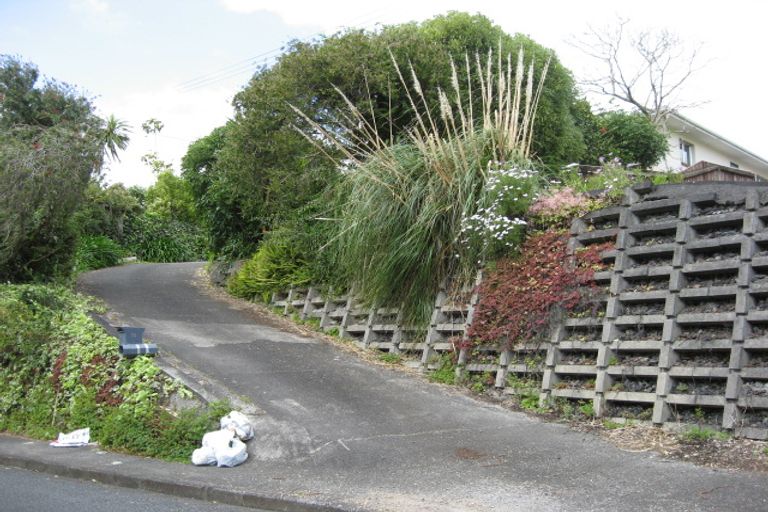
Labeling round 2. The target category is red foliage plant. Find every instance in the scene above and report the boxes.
[467,231,611,349]
[50,349,67,393]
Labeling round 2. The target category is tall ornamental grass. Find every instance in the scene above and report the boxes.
[293,48,550,324]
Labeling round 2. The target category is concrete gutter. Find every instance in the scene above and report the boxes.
[0,435,349,512]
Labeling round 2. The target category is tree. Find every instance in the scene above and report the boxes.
[573,101,668,168]
[141,118,164,134]
[146,171,197,224]
[101,114,131,163]
[74,182,142,243]
[571,18,702,124]
[0,55,125,281]
[185,12,585,258]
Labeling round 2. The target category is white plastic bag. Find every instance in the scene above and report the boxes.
[220,411,254,441]
[202,428,236,449]
[214,436,248,468]
[191,446,217,466]
[194,428,248,467]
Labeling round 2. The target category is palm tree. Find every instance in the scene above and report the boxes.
[101,114,131,163]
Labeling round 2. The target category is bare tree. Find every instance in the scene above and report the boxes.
[571,18,703,124]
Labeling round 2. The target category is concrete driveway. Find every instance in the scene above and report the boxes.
[78,262,768,512]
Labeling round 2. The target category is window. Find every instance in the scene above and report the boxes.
[730,161,740,169]
[680,139,694,166]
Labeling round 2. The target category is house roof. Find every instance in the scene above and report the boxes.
[665,112,768,176]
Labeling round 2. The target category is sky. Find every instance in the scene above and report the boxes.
[2,0,767,187]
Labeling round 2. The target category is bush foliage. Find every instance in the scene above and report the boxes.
[0,56,125,282]
[467,231,610,348]
[183,12,584,260]
[228,237,312,302]
[73,235,125,273]
[125,214,207,263]
[0,284,225,461]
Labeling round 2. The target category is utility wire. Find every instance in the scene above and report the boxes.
[176,8,390,93]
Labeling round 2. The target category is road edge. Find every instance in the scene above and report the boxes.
[0,435,349,512]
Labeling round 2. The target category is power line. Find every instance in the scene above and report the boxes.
[176,47,284,89]
[175,8,390,93]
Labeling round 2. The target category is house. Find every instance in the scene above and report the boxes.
[658,112,768,181]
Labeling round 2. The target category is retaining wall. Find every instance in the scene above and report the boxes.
[267,182,768,439]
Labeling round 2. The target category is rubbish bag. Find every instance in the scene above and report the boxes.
[191,410,253,467]
[220,411,254,441]
[191,445,217,466]
[194,428,248,467]
[202,428,236,449]
[214,437,248,468]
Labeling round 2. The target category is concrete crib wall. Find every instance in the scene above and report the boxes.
[545,182,768,439]
[268,182,768,439]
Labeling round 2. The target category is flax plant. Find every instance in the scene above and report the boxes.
[292,47,550,324]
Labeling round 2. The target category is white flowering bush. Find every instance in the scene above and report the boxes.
[459,165,540,261]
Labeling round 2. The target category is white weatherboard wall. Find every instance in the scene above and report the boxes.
[661,131,736,170]
[657,113,768,179]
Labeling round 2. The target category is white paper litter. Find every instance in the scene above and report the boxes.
[50,427,90,447]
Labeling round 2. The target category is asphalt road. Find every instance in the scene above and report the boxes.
[78,262,768,512]
[0,466,261,512]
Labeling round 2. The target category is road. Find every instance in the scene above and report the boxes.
[0,466,261,512]
[78,262,768,512]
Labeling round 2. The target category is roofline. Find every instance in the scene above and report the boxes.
[667,112,768,165]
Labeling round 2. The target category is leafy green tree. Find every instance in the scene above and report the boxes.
[575,104,667,168]
[74,182,143,243]
[0,55,127,281]
[145,171,197,224]
[185,12,584,259]
[181,125,259,255]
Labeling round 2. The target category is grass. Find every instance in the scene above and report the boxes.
[428,354,457,385]
[602,419,625,430]
[681,426,730,442]
[377,352,402,364]
[292,48,550,325]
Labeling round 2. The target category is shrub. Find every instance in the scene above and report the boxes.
[467,231,610,349]
[125,214,206,263]
[228,238,312,302]
[0,283,225,462]
[575,105,668,169]
[296,47,550,324]
[528,187,606,229]
[74,235,125,273]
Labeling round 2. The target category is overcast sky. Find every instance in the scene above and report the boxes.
[2,0,766,187]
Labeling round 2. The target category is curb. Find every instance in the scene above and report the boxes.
[0,447,348,512]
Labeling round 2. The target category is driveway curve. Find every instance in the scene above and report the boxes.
[79,262,768,512]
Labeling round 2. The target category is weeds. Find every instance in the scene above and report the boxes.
[378,352,402,364]
[602,419,625,429]
[681,426,730,442]
[0,283,227,462]
[428,354,457,385]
